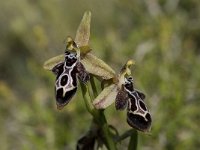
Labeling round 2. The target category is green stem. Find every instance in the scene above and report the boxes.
[80,82,94,115]
[128,130,138,150]
[80,78,117,150]
[98,111,117,150]
[90,76,98,97]
[89,77,117,150]
[115,129,134,142]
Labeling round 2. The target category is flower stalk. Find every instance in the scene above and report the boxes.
[80,77,117,150]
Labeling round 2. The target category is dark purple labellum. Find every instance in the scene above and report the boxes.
[115,76,152,132]
[52,40,90,109]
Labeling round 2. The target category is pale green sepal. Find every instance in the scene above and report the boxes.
[75,11,91,47]
[43,54,64,70]
[81,53,116,80]
[93,84,118,109]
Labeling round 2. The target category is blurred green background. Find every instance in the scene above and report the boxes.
[0,0,200,150]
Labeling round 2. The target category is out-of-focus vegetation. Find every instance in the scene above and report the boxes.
[0,0,200,150]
